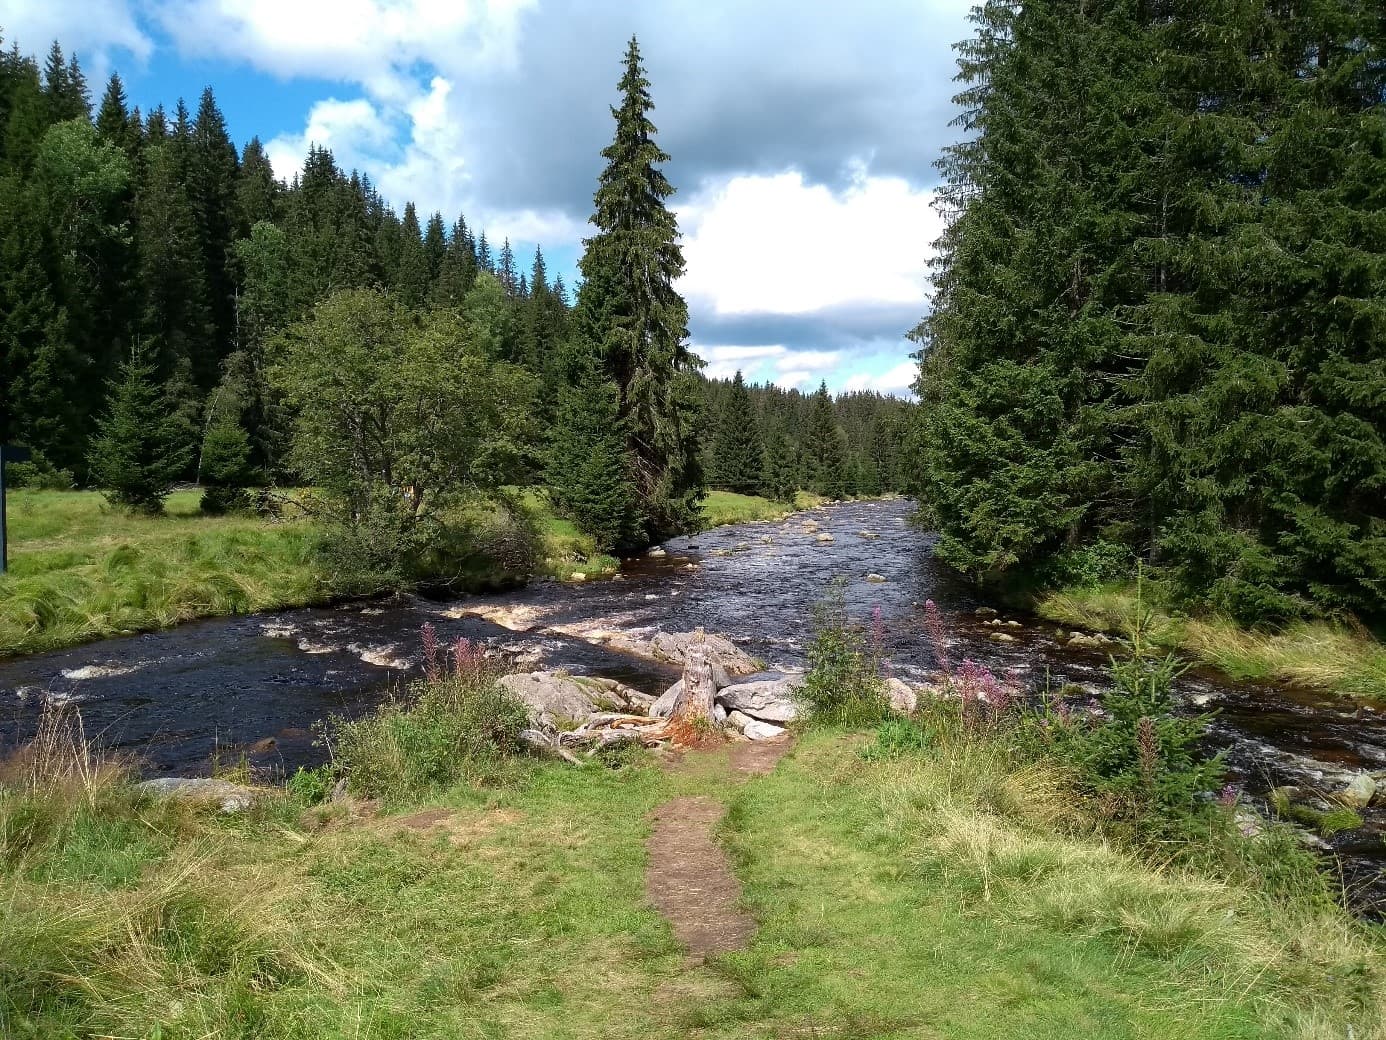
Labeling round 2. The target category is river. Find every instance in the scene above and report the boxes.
[1,499,1382,911]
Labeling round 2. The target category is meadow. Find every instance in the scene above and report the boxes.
[1036,583,1386,702]
[2,708,1379,1039]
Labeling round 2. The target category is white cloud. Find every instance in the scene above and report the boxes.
[843,360,918,395]
[264,97,395,182]
[677,165,942,317]
[1,0,152,72]
[152,0,535,98]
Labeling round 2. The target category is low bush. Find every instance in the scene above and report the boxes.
[328,629,530,801]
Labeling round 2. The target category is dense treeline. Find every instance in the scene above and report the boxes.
[912,0,1385,626]
[701,374,912,499]
[0,37,573,496]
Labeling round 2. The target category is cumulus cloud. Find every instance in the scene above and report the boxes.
[151,0,535,99]
[843,360,918,395]
[678,167,940,317]
[1,0,153,73]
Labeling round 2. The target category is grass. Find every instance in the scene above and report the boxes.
[0,489,626,659]
[0,490,331,658]
[3,691,1381,1039]
[1036,582,1386,700]
[699,489,834,528]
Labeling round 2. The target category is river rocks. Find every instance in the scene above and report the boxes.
[647,547,667,558]
[717,678,802,722]
[815,533,835,544]
[885,677,918,714]
[138,777,256,814]
[974,607,998,619]
[1065,632,1115,650]
[570,572,586,582]
[989,632,1017,643]
[646,631,761,678]
[858,530,880,539]
[1340,773,1378,809]
[742,719,787,741]
[498,672,606,728]
[865,573,887,583]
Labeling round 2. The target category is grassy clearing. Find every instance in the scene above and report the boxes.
[700,490,794,527]
[0,490,331,658]
[1036,582,1386,700]
[0,489,621,658]
[3,693,1380,1038]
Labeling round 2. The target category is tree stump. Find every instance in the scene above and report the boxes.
[672,628,716,723]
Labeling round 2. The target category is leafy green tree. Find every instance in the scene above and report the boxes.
[710,370,764,493]
[572,36,703,541]
[87,348,193,512]
[270,289,535,573]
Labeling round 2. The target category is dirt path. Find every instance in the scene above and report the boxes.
[645,736,791,960]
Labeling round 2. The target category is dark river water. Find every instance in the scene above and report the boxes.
[2,499,1383,911]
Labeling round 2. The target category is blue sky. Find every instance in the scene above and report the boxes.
[0,0,974,395]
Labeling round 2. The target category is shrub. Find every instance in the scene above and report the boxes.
[328,630,529,800]
[798,583,891,727]
[1022,608,1224,832]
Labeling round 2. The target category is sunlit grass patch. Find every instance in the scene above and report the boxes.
[1037,583,1386,700]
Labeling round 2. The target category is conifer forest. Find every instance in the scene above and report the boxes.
[2,6,1386,1039]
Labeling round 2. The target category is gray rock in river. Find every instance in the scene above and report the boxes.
[717,677,803,722]
[865,573,887,583]
[138,777,256,814]
[1340,773,1377,809]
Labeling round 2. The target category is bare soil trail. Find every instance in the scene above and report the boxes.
[645,736,791,959]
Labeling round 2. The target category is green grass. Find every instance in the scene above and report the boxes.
[0,490,332,658]
[700,490,794,527]
[3,711,1380,1038]
[1036,582,1386,700]
[0,489,629,658]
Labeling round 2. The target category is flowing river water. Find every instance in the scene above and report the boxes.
[2,499,1383,912]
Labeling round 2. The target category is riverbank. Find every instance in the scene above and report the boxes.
[3,715,1379,1037]
[0,488,804,659]
[1033,582,1386,701]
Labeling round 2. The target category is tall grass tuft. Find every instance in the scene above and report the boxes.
[327,627,531,801]
[0,705,333,1037]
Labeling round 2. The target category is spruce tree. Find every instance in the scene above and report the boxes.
[546,359,640,552]
[710,370,763,493]
[571,36,703,542]
[88,348,193,512]
[394,201,430,308]
[804,382,847,499]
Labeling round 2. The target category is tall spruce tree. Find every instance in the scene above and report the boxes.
[569,36,703,542]
[710,370,763,493]
[803,381,848,498]
[88,347,194,512]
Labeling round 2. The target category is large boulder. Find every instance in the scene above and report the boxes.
[717,677,802,723]
[647,631,760,678]
[498,672,602,728]
[649,680,682,719]
[138,777,256,814]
